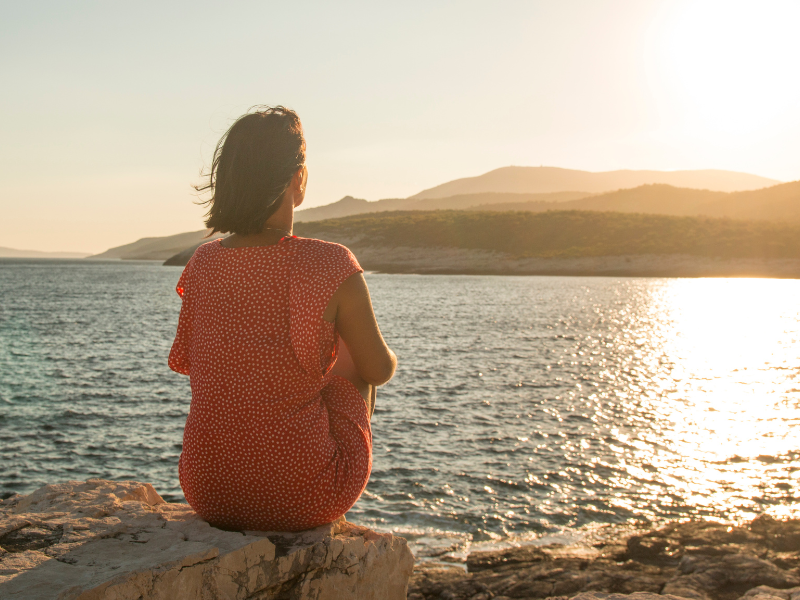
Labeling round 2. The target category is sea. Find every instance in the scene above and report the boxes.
[1,259,799,560]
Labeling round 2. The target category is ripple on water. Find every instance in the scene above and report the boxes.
[1,262,799,557]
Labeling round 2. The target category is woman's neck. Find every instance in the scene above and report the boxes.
[220,196,295,249]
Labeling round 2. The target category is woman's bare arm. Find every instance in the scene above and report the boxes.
[323,273,396,386]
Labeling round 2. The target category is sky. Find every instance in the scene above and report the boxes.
[2,0,800,253]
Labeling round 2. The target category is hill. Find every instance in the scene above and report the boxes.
[89,229,225,260]
[409,166,779,199]
[465,181,800,221]
[98,179,800,266]
[293,166,783,223]
[294,210,800,260]
[0,246,89,258]
[163,210,800,277]
[294,191,588,223]
[295,196,410,223]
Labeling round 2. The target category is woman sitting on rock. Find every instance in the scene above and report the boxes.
[168,106,396,532]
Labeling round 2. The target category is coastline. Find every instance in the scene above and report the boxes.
[409,514,800,600]
[161,240,800,278]
[4,480,799,600]
[344,246,800,278]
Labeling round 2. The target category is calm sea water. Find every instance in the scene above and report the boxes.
[1,259,799,558]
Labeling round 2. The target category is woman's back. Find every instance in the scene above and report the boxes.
[169,236,372,531]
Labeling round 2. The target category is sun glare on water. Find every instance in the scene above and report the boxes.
[643,278,800,519]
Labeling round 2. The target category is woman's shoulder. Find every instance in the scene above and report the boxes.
[180,238,223,269]
[194,237,223,255]
[291,236,355,258]
[290,236,362,273]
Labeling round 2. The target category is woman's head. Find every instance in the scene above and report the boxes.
[199,106,306,235]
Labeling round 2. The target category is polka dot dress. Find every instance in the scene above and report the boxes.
[168,236,371,532]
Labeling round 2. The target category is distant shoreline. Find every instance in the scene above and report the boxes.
[5,250,800,279]
[0,257,161,262]
[0,252,90,259]
[160,242,800,278]
[348,247,800,279]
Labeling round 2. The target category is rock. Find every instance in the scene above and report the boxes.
[739,585,800,600]
[467,545,550,573]
[408,517,800,600]
[751,516,800,553]
[0,479,414,599]
[664,552,800,600]
[566,593,691,600]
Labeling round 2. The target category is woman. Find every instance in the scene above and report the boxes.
[168,106,396,532]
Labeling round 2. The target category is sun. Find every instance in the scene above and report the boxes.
[649,0,800,140]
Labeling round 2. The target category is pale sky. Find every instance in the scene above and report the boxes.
[2,0,799,253]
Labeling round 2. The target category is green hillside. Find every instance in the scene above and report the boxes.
[295,180,800,224]
[467,181,800,222]
[294,209,800,260]
[294,191,590,223]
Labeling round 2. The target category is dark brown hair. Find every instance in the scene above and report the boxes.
[198,106,306,235]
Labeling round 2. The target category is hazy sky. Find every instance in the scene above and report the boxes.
[3,0,800,253]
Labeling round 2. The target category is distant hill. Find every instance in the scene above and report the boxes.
[295,196,410,223]
[163,239,227,266]
[158,180,800,267]
[99,166,794,267]
[294,166,782,223]
[0,246,89,258]
[409,166,780,199]
[465,181,800,221]
[294,191,588,223]
[294,210,800,260]
[89,230,225,260]
[163,210,800,277]
[296,180,800,225]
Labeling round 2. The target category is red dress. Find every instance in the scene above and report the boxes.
[168,236,371,532]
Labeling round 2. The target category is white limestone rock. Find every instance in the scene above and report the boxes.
[0,479,414,599]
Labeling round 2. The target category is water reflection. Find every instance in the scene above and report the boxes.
[643,279,800,519]
[361,275,800,553]
[1,265,798,558]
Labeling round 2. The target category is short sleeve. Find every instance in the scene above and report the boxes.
[168,257,195,376]
[288,240,363,380]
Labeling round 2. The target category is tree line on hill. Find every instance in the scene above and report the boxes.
[294,210,800,261]
[83,166,798,267]
[295,181,800,224]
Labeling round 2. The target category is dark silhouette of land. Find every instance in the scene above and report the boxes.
[294,191,588,223]
[289,210,800,277]
[295,210,800,260]
[89,230,224,261]
[467,180,800,221]
[0,247,89,258]
[294,168,791,224]
[87,165,799,275]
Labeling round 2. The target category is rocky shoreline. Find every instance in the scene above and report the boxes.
[164,241,800,279]
[346,247,800,278]
[409,516,800,600]
[0,479,414,599]
[3,480,798,600]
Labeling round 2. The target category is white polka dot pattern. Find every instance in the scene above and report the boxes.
[168,236,371,532]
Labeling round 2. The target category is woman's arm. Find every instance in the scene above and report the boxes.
[323,272,396,386]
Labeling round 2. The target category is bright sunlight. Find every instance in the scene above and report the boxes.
[652,0,800,140]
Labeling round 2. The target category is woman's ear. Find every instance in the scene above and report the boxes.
[293,166,308,208]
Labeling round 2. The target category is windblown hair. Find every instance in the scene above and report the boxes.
[198,106,306,235]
